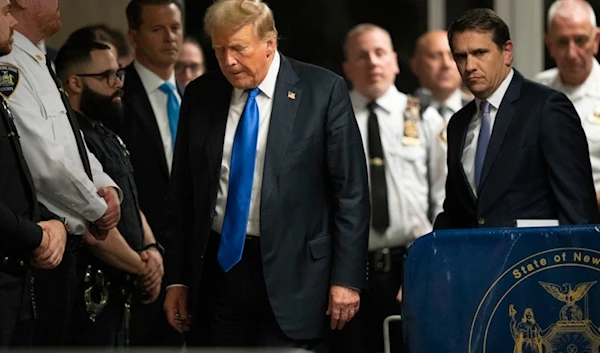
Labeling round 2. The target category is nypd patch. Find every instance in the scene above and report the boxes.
[0,65,19,99]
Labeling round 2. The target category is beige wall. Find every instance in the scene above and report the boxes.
[46,0,130,50]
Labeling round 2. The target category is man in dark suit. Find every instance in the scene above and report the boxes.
[162,0,370,351]
[0,0,67,347]
[434,8,598,230]
[112,0,184,346]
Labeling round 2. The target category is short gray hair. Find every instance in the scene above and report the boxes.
[343,23,394,59]
[547,0,597,29]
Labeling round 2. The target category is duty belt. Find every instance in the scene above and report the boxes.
[0,253,28,273]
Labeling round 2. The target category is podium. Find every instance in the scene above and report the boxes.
[402,225,600,353]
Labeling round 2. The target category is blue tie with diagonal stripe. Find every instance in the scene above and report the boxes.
[159,82,180,148]
[218,88,260,272]
[474,100,491,188]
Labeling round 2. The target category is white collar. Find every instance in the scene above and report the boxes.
[232,51,281,103]
[430,88,464,114]
[475,68,514,111]
[554,58,600,101]
[133,60,178,94]
[350,85,404,114]
[13,31,47,66]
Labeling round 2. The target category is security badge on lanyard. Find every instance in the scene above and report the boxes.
[83,265,109,322]
[402,96,421,146]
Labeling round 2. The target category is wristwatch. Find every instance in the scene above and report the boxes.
[143,242,165,256]
[59,217,71,234]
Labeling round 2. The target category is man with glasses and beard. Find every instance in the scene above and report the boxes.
[53,41,164,348]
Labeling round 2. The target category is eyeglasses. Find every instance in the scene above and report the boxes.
[76,69,125,86]
[175,62,204,73]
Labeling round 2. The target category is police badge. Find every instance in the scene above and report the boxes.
[0,65,19,99]
[402,96,421,146]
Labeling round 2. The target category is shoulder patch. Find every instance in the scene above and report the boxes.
[0,65,19,99]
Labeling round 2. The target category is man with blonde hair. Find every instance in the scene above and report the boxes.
[162,0,370,350]
[536,0,600,210]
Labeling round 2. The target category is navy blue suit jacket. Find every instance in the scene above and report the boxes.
[164,54,370,340]
[434,70,598,229]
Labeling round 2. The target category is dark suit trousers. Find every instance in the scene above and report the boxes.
[31,251,78,346]
[0,270,33,352]
[202,231,328,353]
[331,247,404,353]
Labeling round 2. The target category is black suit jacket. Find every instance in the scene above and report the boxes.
[434,70,598,229]
[115,63,183,241]
[0,97,55,252]
[164,54,370,340]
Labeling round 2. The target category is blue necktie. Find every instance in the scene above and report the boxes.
[159,82,180,148]
[218,88,260,272]
[474,100,491,188]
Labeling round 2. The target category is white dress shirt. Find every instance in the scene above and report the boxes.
[211,51,281,236]
[2,31,121,235]
[351,86,447,249]
[536,59,600,191]
[134,61,181,172]
[462,68,514,195]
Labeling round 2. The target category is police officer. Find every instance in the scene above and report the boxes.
[334,24,446,353]
[0,0,67,349]
[0,0,123,346]
[410,30,470,150]
[536,0,600,208]
[54,40,164,348]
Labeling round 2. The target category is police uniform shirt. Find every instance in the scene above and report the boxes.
[536,59,600,192]
[76,111,145,251]
[422,88,468,152]
[350,86,446,250]
[0,31,121,235]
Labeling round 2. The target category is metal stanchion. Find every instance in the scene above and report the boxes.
[383,315,402,353]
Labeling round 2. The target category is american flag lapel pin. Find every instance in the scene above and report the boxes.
[287,91,296,100]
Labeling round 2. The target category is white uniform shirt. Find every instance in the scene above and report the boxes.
[133,61,181,172]
[462,69,514,195]
[536,59,600,191]
[1,31,120,235]
[211,51,281,237]
[423,88,469,152]
[351,86,446,250]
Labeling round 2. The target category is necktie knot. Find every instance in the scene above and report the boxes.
[246,87,260,100]
[480,100,491,115]
[367,101,377,113]
[159,82,175,94]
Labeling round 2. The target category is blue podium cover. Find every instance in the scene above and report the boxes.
[403,225,600,353]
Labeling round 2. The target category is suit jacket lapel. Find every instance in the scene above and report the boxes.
[261,55,301,204]
[124,65,169,177]
[206,74,232,186]
[478,70,521,193]
[453,101,477,209]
